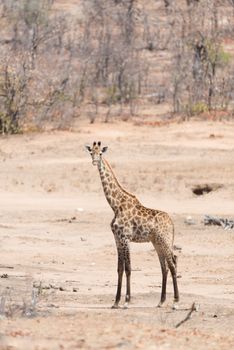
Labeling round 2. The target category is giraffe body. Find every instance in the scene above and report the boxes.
[86,142,179,309]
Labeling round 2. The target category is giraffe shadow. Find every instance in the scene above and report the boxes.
[58,303,189,312]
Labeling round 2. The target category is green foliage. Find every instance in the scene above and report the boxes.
[186,102,209,116]
[217,49,232,66]
[0,112,21,134]
[123,81,137,103]
[104,80,138,106]
[0,65,24,134]
[22,0,51,27]
[105,85,121,104]
[206,41,232,67]
[52,91,72,103]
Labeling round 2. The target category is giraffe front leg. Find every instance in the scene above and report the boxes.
[112,248,124,309]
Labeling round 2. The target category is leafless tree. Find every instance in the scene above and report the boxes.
[163,0,171,8]
[79,0,149,121]
[169,0,233,115]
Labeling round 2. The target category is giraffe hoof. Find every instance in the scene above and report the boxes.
[172,302,179,310]
[111,304,119,309]
[157,301,165,308]
[123,302,129,309]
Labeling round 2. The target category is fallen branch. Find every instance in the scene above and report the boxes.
[175,302,198,328]
[204,215,234,230]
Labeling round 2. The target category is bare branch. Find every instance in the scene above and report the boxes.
[175,302,199,328]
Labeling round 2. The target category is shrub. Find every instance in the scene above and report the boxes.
[185,102,209,116]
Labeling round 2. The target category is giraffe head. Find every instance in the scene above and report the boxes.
[85,141,108,166]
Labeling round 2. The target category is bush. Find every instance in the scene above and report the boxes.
[0,112,21,134]
[186,102,209,116]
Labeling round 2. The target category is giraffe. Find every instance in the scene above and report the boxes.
[85,141,179,309]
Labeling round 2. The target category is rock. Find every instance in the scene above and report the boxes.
[184,216,196,225]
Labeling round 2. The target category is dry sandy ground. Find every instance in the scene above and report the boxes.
[0,120,234,349]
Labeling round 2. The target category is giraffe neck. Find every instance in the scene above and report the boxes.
[97,158,136,213]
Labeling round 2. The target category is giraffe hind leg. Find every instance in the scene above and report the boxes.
[157,257,169,308]
[167,254,179,309]
[153,240,179,309]
[152,242,169,307]
[123,242,131,309]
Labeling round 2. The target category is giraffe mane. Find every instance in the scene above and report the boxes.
[103,158,137,200]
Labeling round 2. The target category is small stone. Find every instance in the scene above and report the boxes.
[184,216,196,225]
[47,304,59,308]
[76,208,84,212]
[173,244,182,251]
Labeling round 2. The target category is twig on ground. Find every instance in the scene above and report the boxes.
[175,302,198,328]
[0,266,14,269]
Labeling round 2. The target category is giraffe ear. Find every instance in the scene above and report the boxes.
[85,145,92,153]
[101,146,108,153]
